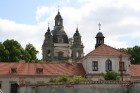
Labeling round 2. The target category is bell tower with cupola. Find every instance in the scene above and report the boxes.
[95,23,105,48]
[42,25,54,61]
[71,26,84,61]
[54,10,63,27]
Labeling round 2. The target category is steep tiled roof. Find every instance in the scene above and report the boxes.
[129,65,140,76]
[0,62,85,76]
[85,44,129,57]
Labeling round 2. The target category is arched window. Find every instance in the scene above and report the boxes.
[106,59,112,71]
[76,52,79,57]
[76,51,81,58]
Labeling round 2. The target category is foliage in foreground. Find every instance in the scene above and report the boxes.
[49,75,87,83]
[102,71,120,80]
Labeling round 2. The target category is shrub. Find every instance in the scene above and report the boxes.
[71,76,87,83]
[49,78,57,82]
[56,75,69,82]
[48,75,87,83]
[103,71,120,80]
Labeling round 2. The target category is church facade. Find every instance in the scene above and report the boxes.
[42,10,84,62]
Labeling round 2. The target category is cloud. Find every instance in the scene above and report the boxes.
[0,0,140,59]
[36,6,48,21]
[0,18,44,59]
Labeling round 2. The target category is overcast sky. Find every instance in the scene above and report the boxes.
[0,0,140,59]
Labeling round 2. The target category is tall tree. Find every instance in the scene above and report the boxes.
[3,39,23,62]
[120,46,140,64]
[25,43,39,62]
[0,39,39,62]
[0,42,6,61]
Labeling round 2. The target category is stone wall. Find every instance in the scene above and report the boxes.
[19,81,138,93]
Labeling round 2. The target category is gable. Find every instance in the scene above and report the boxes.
[85,44,129,57]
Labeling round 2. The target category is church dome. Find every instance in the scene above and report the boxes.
[51,27,68,43]
[96,32,104,38]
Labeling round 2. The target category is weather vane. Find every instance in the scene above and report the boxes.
[98,23,101,31]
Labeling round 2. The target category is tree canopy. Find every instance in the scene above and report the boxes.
[0,39,39,62]
[120,46,140,64]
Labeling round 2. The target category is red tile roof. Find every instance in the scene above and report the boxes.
[0,62,85,76]
[129,65,140,76]
[85,44,129,57]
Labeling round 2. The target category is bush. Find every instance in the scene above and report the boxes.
[56,75,69,82]
[48,75,87,83]
[71,76,86,83]
[49,78,57,82]
[103,71,119,80]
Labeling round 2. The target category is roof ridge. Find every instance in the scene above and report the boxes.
[79,44,129,62]
[103,44,129,56]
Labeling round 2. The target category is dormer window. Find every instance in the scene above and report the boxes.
[36,68,43,74]
[10,68,17,73]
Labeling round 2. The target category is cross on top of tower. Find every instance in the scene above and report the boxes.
[98,23,101,31]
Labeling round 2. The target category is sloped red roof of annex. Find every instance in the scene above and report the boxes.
[0,62,85,76]
[129,65,140,76]
[85,44,129,57]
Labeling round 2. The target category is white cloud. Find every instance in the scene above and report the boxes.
[0,0,140,59]
[0,18,43,59]
[36,6,48,21]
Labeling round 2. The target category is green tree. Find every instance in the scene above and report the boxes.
[103,71,119,80]
[0,42,6,61]
[3,39,23,62]
[120,46,140,64]
[20,49,31,62]
[0,39,39,62]
[25,43,39,62]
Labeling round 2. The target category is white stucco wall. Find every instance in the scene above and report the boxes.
[0,76,50,93]
[82,56,130,80]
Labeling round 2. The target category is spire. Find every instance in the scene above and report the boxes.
[47,23,50,32]
[76,24,79,33]
[57,6,60,15]
[45,23,51,35]
[95,23,105,48]
[73,24,80,37]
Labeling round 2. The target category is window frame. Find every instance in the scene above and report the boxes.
[92,61,98,71]
[119,61,125,71]
[106,59,112,71]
